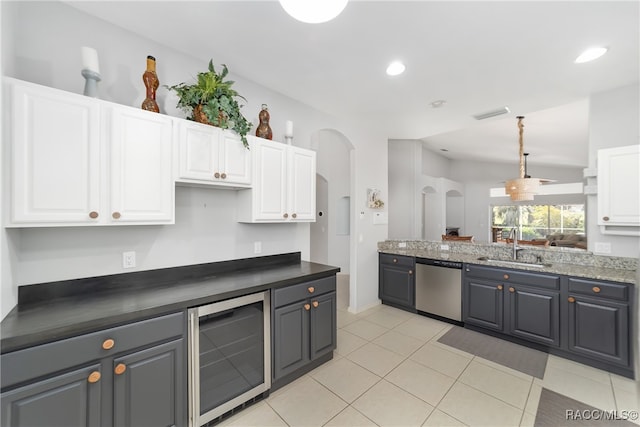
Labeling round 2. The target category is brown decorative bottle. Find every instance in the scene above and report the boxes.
[141,55,160,112]
[256,104,273,140]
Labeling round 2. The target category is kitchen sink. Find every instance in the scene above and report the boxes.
[476,256,552,269]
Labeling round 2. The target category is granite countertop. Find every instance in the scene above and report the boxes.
[0,254,340,354]
[379,247,637,285]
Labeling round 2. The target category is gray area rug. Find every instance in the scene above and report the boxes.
[535,388,637,426]
[437,326,548,378]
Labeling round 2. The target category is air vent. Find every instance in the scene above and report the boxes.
[473,106,510,120]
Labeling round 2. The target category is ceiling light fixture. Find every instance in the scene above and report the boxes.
[473,106,510,120]
[386,61,406,76]
[279,0,348,24]
[504,116,551,201]
[430,100,446,108]
[575,47,608,64]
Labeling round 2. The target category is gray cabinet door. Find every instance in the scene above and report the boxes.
[507,286,560,347]
[463,278,504,331]
[568,296,629,367]
[113,338,185,427]
[379,263,415,309]
[1,364,102,427]
[310,292,337,360]
[273,301,310,380]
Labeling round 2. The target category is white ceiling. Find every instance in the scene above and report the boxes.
[66,0,639,168]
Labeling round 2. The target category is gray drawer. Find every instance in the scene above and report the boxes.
[568,277,630,301]
[465,264,560,290]
[379,253,415,268]
[273,276,336,308]
[1,311,184,389]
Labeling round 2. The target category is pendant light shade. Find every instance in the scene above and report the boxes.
[504,116,543,201]
[279,0,348,24]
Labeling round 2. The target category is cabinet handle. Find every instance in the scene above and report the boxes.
[393,258,398,263]
[503,274,509,280]
[312,301,319,308]
[221,173,227,179]
[602,216,610,222]
[102,339,115,350]
[497,285,503,291]
[292,213,297,219]
[509,287,515,293]
[214,172,220,179]
[304,303,311,311]
[89,211,99,219]
[283,213,289,219]
[592,286,601,293]
[408,270,413,275]
[308,286,315,293]
[114,363,127,375]
[112,212,121,220]
[87,371,101,383]
[568,296,576,303]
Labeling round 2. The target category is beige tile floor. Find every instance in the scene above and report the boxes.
[220,277,640,427]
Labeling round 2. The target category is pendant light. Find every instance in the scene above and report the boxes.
[505,116,543,201]
[279,0,348,24]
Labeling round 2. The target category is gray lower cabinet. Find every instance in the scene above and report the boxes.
[463,277,504,332]
[1,312,186,427]
[379,253,415,310]
[272,276,337,384]
[567,277,631,367]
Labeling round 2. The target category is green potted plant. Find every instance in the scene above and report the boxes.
[166,60,252,148]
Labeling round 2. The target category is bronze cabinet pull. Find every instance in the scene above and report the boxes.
[102,339,115,350]
[87,371,101,383]
[408,270,413,275]
[602,216,610,221]
[112,212,121,219]
[568,296,576,303]
[503,274,510,280]
[283,213,289,219]
[221,173,227,179]
[304,303,311,311]
[592,286,601,293]
[89,211,99,219]
[214,172,220,179]
[497,285,503,290]
[393,258,398,263]
[114,363,127,375]
[308,287,315,293]
[509,287,515,293]
[292,213,297,219]
[312,301,319,308]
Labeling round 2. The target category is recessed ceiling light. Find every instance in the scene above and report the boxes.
[279,0,348,24]
[575,47,608,63]
[386,61,405,76]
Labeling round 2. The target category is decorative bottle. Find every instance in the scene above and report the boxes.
[141,55,160,112]
[256,104,273,140]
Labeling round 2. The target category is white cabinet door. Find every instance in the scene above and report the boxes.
[177,122,250,188]
[597,145,640,232]
[8,79,101,225]
[109,106,174,224]
[237,137,316,223]
[288,146,316,221]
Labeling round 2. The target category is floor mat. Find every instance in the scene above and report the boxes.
[437,326,548,378]
[535,388,637,426]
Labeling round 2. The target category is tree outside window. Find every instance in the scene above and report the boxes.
[491,204,585,240]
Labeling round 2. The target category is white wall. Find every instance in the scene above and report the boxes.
[388,140,422,239]
[587,84,640,258]
[1,1,388,318]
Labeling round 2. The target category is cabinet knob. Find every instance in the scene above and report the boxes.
[568,296,576,303]
[312,301,319,308]
[221,173,227,179]
[283,213,289,219]
[497,285,503,291]
[214,172,221,179]
[87,371,101,383]
[114,363,127,375]
[393,258,398,263]
[503,274,509,280]
[408,270,413,275]
[102,339,115,350]
[89,211,99,219]
[509,287,515,293]
[112,212,121,219]
[602,216,610,222]
[292,213,297,219]
[592,286,601,293]
[304,303,311,311]
[308,286,315,293]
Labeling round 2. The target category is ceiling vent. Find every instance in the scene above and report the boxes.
[473,106,510,120]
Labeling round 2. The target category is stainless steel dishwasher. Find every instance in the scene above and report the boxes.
[415,258,463,323]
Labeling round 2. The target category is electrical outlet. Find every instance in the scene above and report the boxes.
[122,251,136,269]
[398,242,407,248]
[254,241,262,254]
[594,242,611,254]
[440,244,450,251]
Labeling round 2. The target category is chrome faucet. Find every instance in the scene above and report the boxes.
[509,227,522,260]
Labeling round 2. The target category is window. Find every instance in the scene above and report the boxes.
[491,204,585,241]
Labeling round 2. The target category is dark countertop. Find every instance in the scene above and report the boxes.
[379,248,637,285]
[1,253,340,354]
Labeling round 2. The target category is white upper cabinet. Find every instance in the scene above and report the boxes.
[4,78,175,227]
[177,121,251,188]
[237,137,316,223]
[597,145,640,234]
